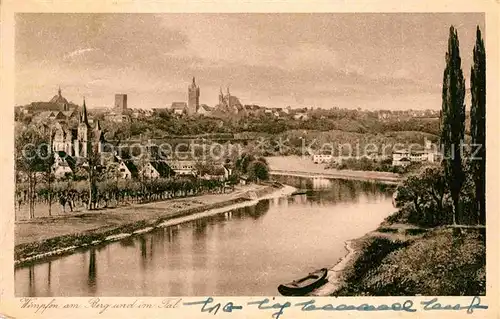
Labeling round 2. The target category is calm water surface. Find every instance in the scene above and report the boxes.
[15,178,395,296]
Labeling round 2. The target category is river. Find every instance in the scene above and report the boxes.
[15,177,395,296]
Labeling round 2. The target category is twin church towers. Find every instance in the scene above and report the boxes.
[187,77,239,114]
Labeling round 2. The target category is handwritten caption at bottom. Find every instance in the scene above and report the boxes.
[19,297,181,314]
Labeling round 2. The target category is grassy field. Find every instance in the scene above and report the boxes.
[331,223,486,296]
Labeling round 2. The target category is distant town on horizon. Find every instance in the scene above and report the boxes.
[15,13,484,111]
[15,80,445,126]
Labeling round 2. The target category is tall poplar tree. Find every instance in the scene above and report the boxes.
[470,26,486,225]
[440,26,466,225]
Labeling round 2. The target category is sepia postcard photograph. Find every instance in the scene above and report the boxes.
[1,1,499,318]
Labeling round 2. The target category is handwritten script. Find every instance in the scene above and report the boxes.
[19,297,181,314]
[183,296,488,319]
[16,296,488,317]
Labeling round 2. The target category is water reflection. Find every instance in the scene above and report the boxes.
[304,180,393,206]
[88,248,97,294]
[193,219,208,239]
[28,265,35,297]
[47,262,51,288]
[311,177,331,189]
[119,237,136,247]
[248,200,269,220]
[16,177,394,297]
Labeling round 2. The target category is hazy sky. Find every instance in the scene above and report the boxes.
[15,13,484,110]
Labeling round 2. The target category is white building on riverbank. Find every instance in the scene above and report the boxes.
[392,139,438,167]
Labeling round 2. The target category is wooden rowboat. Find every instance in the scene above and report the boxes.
[277,268,328,296]
[291,190,308,196]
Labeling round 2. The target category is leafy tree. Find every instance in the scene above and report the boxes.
[396,175,427,223]
[440,25,466,225]
[83,130,103,210]
[247,159,269,182]
[103,122,132,143]
[41,146,55,216]
[395,166,450,226]
[227,172,240,185]
[15,127,51,218]
[419,166,448,220]
[470,26,486,225]
[236,153,256,174]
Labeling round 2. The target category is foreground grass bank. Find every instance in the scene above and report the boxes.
[330,222,486,296]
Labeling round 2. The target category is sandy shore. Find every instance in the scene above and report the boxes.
[15,183,292,265]
[309,240,357,296]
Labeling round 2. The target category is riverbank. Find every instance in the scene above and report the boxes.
[267,156,402,184]
[313,220,486,296]
[15,183,286,266]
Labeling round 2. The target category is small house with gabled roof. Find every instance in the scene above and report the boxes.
[118,160,138,179]
[140,161,174,179]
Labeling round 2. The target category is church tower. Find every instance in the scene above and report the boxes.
[94,119,103,154]
[227,87,235,112]
[76,97,91,158]
[187,77,200,115]
[219,87,224,106]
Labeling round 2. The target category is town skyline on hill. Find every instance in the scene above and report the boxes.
[16,13,483,110]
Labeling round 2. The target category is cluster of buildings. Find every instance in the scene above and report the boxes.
[15,88,151,124]
[17,81,444,181]
[102,94,132,122]
[391,139,439,167]
[311,139,439,167]
[16,88,231,181]
[311,153,388,165]
[169,77,206,115]
[160,77,299,118]
[16,79,315,128]
[99,93,155,123]
[17,80,444,128]
[52,122,231,182]
[16,88,80,124]
[376,109,440,121]
[166,78,253,117]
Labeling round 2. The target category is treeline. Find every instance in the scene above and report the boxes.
[236,129,439,158]
[16,176,230,212]
[394,26,485,227]
[329,157,417,174]
[102,109,442,142]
